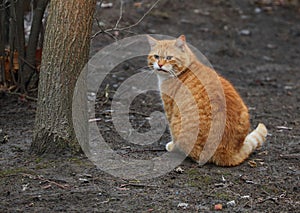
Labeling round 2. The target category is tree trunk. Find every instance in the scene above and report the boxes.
[23,0,49,90]
[15,0,25,92]
[0,2,6,83]
[31,0,96,155]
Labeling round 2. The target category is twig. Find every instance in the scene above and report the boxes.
[7,91,37,101]
[94,17,118,41]
[22,173,69,189]
[257,196,280,205]
[120,183,158,188]
[280,153,300,159]
[38,176,70,189]
[18,55,37,70]
[129,148,166,152]
[114,0,124,30]
[128,111,150,117]
[115,0,160,31]
[92,0,161,39]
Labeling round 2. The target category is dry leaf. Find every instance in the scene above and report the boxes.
[248,160,257,168]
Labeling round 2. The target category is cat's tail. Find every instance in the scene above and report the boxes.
[243,123,268,153]
[213,123,268,166]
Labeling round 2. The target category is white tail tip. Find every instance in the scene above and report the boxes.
[245,123,268,151]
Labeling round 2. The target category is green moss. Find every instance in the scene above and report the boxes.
[221,171,232,177]
[68,156,90,166]
[187,168,199,177]
[187,168,213,187]
[261,185,279,194]
[213,192,232,200]
[0,167,35,177]
[35,157,42,163]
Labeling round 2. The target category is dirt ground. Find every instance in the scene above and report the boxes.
[1,0,300,212]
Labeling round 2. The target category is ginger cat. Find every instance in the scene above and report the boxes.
[147,35,268,166]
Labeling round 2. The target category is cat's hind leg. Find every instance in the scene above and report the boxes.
[231,123,268,165]
[166,141,176,152]
[211,123,268,166]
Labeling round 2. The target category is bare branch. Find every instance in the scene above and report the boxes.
[7,91,37,101]
[114,0,123,30]
[94,17,117,41]
[116,0,160,31]
[92,0,161,39]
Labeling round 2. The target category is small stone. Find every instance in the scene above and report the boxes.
[99,2,113,8]
[284,85,293,90]
[267,43,277,49]
[214,204,223,210]
[240,29,251,36]
[255,7,262,13]
[79,178,89,183]
[240,15,249,19]
[87,92,96,101]
[262,55,274,61]
[193,9,200,14]
[148,29,156,34]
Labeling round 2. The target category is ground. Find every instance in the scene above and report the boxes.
[1,0,300,212]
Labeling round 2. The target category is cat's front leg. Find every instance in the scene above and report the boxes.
[166,141,176,152]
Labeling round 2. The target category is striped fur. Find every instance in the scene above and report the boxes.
[147,35,268,166]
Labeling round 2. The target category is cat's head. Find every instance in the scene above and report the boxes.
[147,35,193,78]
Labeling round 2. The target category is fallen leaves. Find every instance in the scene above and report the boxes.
[248,160,257,168]
[177,202,188,209]
[174,166,184,174]
[226,200,236,207]
[22,173,70,190]
[0,48,42,92]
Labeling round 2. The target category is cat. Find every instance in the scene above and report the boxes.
[147,35,268,166]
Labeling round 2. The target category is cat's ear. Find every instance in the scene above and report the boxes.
[147,35,157,49]
[175,35,186,51]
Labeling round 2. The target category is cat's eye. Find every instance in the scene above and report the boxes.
[153,55,159,59]
[166,56,173,60]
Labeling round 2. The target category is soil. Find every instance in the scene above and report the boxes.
[1,0,300,212]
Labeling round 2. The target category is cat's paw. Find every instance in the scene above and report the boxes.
[166,141,175,152]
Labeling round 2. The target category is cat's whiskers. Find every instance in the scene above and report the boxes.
[169,68,177,78]
[139,65,156,81]
[146,35,268,167]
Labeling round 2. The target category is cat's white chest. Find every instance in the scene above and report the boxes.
[157,74,168,92]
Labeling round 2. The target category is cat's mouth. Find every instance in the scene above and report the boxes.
[156,68,169,73]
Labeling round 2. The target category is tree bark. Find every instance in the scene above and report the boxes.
[15,0,25,92]
[31,0,96,155]
[0,2,6,83]
[23,0,49,90]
